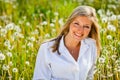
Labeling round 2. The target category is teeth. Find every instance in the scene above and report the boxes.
[75,33,82,37]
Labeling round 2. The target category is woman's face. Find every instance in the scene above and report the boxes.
[67,16,92,42]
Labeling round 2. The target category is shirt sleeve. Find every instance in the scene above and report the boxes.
[86,44,97,80]
[33,44,51,80]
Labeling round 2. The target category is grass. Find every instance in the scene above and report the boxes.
[0,0,120,80]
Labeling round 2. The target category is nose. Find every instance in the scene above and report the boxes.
[77,25,84,33]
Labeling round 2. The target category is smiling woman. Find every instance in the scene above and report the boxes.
[33,5,101,80]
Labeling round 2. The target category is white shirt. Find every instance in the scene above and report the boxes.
[33,36,97,80]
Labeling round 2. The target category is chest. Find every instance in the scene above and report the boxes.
[47,51,93,79]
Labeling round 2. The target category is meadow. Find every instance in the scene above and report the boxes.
[0,0,120,80]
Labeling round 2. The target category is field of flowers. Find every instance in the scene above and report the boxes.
[0,0,120,80]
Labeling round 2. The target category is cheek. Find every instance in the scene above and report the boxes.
[84,30,91,36]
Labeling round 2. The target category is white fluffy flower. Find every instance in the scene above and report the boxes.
[6,52,12,57]
[0,53,5,60]
[27,42,33,47]
[12,68,18,73]
[54,12,59,16]
[25,61,30,65]
[5,23,14,30]
[2,64,9,70]
[107,35,112,40]
[107,24,116,32]
[98,57,105,63]
[41,21,47,25]
[50,23,55,27]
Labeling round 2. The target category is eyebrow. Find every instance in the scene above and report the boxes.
[73,21,91,26]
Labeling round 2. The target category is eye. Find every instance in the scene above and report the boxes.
[74,22,79,25]
[83,26,90,29]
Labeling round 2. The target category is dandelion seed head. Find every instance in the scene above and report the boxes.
[98,57,105,64]
[117,15,120,20]
[41,21,47,26]
[110,15,117,21]
[107,24,116,32]
[6,52,12,57]
[12,68,18,73]
[45,33,50,38]
[0,52,5,60]
[28,37,35,42]
[58,18,64,26]
[5,23,14,30]
[106,35,112,40]
[25,61,30,66]
[0,28,7,37]
[102,17,108,23]
[2,64,9,70]
[26,22,31,26]
[9,61,13,66]
[14,25,21,32]
[50,23,55,27]
[27,42,33,47]
[54,12,59,16]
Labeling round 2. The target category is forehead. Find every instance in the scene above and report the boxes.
[73,16,92,25]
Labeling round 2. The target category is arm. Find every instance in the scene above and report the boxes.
[33,44,51,80]
[86,45,97,80]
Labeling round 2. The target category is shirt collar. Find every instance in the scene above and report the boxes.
[59,36,96,55]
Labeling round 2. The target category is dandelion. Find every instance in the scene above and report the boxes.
[107,73,113,77]
[50,23,55,27]
[109,15,117,21]
[0,28,7,37]
[27,42,33,47]
[106,35,112,40]
[58,18,64,26]
[28,37,35,42]
[40,13,44,17]
[8,45,14,50]
[18,20,23,24]
[102,17,108,23]
[52,19,56,23]
[97,9,104,15]
[54,12,59,16]
[106,64,112,69]
[0,52,5,60]
[9,61,13,66]
[14,25,21,32]
[12,68,18,73]
[117,15,120,20]
[2,64,9,70]
[41,21,47,26]
[31,29,39,35]
[118,41,120,45]
[6,52,12,57]
[100,28,107,33]
[98,57,105,64]
[45,33,50,38]
[107,24,116,32]
[52,29,56,32]
[26,22,31,26]
[25,61,30,66]
[106,10,113,16]
[23,16,26,20]
[5,23,14,30]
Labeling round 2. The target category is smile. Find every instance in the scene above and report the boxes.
[74,32,83,37]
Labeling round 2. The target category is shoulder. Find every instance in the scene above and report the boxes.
[83,38,96,46]
[40,39,55,49]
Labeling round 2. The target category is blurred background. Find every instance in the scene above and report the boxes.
[0,0,120,80]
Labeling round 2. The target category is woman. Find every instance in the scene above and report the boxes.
[33,5,101,80]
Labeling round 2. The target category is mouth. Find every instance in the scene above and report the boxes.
[74,32,83,38]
